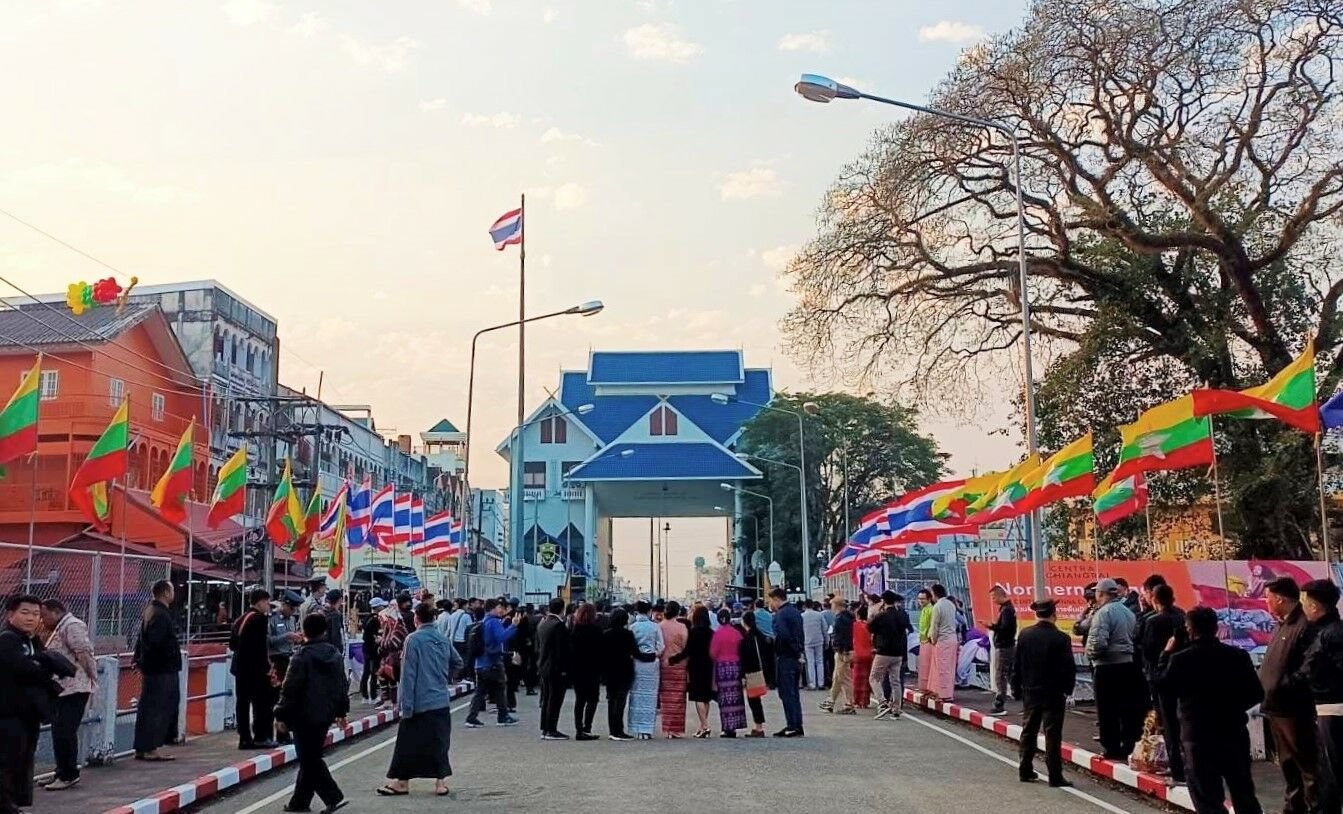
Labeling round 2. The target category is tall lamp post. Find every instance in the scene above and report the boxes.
[711,394,818,593]
[793,73,1045,601]
[460,300,604,597]
[720,482,775,584]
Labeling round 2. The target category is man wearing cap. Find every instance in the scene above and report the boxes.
[269,591,305,743]
[1086,577,1142,760]
[300,578,327,621]
[1012,600,1075,787]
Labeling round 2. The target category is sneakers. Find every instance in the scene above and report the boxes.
[818,700,834,712]
[44,778,79,791]
[496,716,520,727]
[835,707,857,716]
[990,705,1007,715]
[541,731,570,740]
[575,732,599,741]
[609,732,634,741]
[464,719,484,729]
[874,704,892,721]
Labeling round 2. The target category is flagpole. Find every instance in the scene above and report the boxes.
[24,445,38,593]
[1317,431,1332,565]
[1208,417,1232,614]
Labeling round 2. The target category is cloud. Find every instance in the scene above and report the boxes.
[461,111,521,128]
[339,34,420,72]
[223,0,276,26]
[834,76,872,92]
[418,98,448,112]
[543,6,558,23]
[457,0,491,13]
[760,244,798,272]
[8,158,203,205]
[554,182,588,211]
[719,167,783,201]
[545,155,567,168]
[777,30,830,53]
[917,20,986,44]
[623,23,703,63]
[292,11,326,37]
[540,127,597,146]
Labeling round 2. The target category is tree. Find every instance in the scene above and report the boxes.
[734,392,945,588]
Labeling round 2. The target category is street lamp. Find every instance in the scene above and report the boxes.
[460,301,604,596]
[716,505,761,554]
[794,72,1045,602]
[720,482,775,581]
[712,393,816,592]
[558,444,632,595]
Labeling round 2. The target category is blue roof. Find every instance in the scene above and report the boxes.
[588,350,744,386]
[566,443,760,481]
[559,371,659,444]
[668,369,771,444]
[560,368,772,446]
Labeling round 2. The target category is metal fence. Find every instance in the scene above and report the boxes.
[0,542,171,654]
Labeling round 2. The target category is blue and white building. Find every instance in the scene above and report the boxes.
[497,350,771,598]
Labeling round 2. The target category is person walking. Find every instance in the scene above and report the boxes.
[739,610,774,738]
[628,601,665,739]
[40,599,97,791]
[769,588,805,737]
[1259,577,1325,814]
[1139,583,1187,785]
[915,589,935,694]
[710,608,746,737]
[445,599,474,683]
[601,608,641,741]
[1297,578,1343,806]
[1157,606,1264,814]
[986,585,1017,715]
[570,603,603,741]
[378,603,462,798]
[463,599,520,728]
[537,597,572,740]
[851,603,874,710]
[360,598,385,704]
[679,606,716,738]
[0,594,71,813]
[1086,577,1142,760]
[133,579,181,761]
[230,588,277,750]
[1012,600,1076,787]
[658,600,689,738]
[505,599,532,712]
[274,612,349,814]
[269,592,303,744]
[801,600,826,690]
[322,590,346,658]
[929,584,959,701]
[820,597,856,714]
[376,599,409,708]
[868,590,912,720]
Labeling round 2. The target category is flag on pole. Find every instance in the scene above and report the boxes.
[393,493,413,544]
[318,492,348,581]
[150,419,195,524]
[1018,433,1096,513]
[208,445,248,528]
[347,476,371,547]
[1324,390,1343,431]
[70,400,129,529]
[265,458,304,546]
[963,456,1043,526]
[1093,471,1149,527]
[415,510,465,560]
[489,207,523,250]
[1113,395,1213,481]
[0,357,41,469]
[1192,341,1319,433]
[410,496,425,543]
[369,484,395,550]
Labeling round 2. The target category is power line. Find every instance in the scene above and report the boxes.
[0,206,135,284]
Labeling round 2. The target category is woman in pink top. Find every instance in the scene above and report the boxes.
[710,610,746,737]
[657,600,689,738]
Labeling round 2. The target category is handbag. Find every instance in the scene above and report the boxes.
[744,637,768,699]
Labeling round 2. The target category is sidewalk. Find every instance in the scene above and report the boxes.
[903,686,1287,812]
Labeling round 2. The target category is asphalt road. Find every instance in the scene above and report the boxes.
[198,691,1161,814]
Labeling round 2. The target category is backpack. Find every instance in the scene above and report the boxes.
[466,621,485,661]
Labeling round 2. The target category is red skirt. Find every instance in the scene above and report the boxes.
[852,658,873,707]
[659,663,688,735]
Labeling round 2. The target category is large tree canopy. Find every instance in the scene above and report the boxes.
[784,0,1343,402]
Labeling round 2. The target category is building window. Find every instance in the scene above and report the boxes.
[38,370,58,401]
[649,405,678,436]
[523,461,546,489]
[152,392,166,421]
[539,415,567,444]
[108,378,124,406]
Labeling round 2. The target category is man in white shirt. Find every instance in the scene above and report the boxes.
[801,601,828,690]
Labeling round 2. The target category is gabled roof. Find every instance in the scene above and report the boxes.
[0,302,158,348]
[558,372,659,444]
[565,443,761,481]
[588,350,744,386]
[426,418,460,434]
[494,395,601,456]
[668,368,772,445]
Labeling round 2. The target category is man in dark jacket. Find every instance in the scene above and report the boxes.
[1139,583,1187,784]
[986,585,1017,714]
[134,579,182,761]
[1158,606,1264,814]
[0,594,69,814]
[274,612,349,814]
[1259,577,1322,814]
[1012,600,1076,787]
[537,597,572,740]
[1298,578,1343,808]
[821,597,856,714]
[769,588,805,737]
[323,590,347,656]
[867,590,912,720]
[230,588,277,750]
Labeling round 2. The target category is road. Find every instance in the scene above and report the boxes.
[200,693,1160,814]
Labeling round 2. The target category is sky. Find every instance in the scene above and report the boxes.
[0,0,1032,594]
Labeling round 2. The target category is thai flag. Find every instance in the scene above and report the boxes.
[369,484,395,550]
[319,482,347,535]
[871,479,977,551]
[346,477,371,548]
[393,493,414,544]
[416,510,464,560]
[489,208,523,251]
[410,496,425,542]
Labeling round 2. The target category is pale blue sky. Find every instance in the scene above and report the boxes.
[0,0,1032,591]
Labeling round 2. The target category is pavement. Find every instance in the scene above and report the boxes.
[190,689,1166,814]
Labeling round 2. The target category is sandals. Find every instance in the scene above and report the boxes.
[693,729,711,739]
[376,785,409,796]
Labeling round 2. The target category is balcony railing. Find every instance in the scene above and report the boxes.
[522,487,546,502]
[562,485,585,501]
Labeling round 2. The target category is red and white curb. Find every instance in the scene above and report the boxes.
[103,682,474,814]
[902,689,1195,811]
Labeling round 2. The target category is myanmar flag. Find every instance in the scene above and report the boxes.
[1192,341,1319,433]
[265,458,304,546]
[207,445,248,529]
[1112,395,1213,481]
[289,490,322,565]
[320,495,348,580]
[931,469,1004,521]
[1093,471,1149,527]
[0,357,41,467]
[965,454,1042,525]
[150,419,195,524]
[70,401,129,526]
[1020,433,1095,512]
